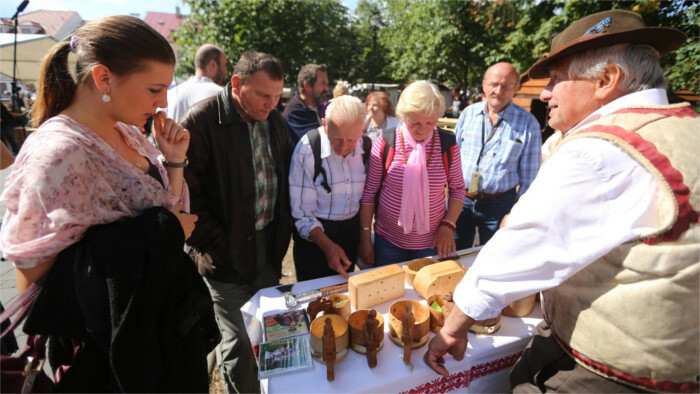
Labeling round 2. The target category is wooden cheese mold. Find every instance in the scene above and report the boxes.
[348,264,405,310]
[413,260,467,300]
[402,257,439,287]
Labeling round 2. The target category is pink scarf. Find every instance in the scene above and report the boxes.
[397,125,433,235]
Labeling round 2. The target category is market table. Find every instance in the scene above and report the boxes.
[241,247,543,393]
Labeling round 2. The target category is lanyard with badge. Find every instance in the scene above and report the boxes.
[469,113,501,194]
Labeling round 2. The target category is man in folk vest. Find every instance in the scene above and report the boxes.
[425,10,698,392]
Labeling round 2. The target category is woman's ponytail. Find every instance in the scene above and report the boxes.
[31,15,174,128]
[31,41,75,127]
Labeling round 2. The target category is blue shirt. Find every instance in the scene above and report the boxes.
[455,101,542,196]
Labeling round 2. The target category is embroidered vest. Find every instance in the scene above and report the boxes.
[543,103,700,392]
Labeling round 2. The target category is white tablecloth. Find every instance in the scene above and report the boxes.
[241,248,543,393]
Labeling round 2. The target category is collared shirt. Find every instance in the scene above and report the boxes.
[455,101,542,196]
[289,126,367,240]
[165,76,223,122]
[453,89,668,321]
[247,120,278,230]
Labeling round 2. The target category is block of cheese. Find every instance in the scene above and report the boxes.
[348,264,405,310]
[413,260,467,300]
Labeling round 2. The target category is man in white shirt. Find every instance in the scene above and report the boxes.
[166,44,227,122]
[289,95,369,280]
[425,10,698,392]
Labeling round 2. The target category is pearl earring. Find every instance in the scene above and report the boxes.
[101,93,111,103]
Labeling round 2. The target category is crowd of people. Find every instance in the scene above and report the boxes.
[0,8,697,394]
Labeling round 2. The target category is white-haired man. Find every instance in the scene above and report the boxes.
[425,10,698,392]
[289,95,371,280]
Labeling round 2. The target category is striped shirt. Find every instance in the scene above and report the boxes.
[360,128,466,249]
[289,126,367,240]
[454,101,541,196]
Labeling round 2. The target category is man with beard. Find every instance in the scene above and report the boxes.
[454,62,541,249]
[283,63,329,144]
[166,44,227,122]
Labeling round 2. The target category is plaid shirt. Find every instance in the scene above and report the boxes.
[454,101,542,196]
[248,120,278,230]
[289,127,367,240]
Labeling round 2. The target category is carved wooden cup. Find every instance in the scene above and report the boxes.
[310,314,349,364]
[427,294,452,333]
[387,300,430,349]
[329,294,351,320]
[348,309,385,354]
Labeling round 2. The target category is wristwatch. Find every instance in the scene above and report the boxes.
[158,155,189,168]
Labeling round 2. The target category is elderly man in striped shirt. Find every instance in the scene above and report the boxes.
[454,62,541,248]
[289,95,370,281]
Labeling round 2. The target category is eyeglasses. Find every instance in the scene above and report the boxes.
[485,82,516,92]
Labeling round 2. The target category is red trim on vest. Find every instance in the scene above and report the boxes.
[613,105,698,119]
[569,348,700,393]
[576,109,697,244]
[544,314,700,392]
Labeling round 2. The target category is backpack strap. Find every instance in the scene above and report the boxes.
[380,127,396,180]
[306,128,332,193]
[361,135,372,166]
[374,127,396,209]
[436,127,456,177]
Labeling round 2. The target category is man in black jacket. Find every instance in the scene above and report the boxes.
[181,52,293,394]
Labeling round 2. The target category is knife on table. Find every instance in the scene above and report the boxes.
[432,246,482,263]
[276,282,348,308]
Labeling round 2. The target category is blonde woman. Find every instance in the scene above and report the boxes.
[359,81,466,266]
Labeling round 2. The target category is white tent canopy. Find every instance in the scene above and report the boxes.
[0,33,57,86]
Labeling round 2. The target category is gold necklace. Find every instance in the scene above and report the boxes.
[111,128,144,169]
[400,128,436,166]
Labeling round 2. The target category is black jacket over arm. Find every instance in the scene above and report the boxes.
[181,83,293,284]
[24,207,219,393]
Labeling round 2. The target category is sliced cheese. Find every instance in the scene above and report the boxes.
[348,264,405,310]
[413,260,467,300]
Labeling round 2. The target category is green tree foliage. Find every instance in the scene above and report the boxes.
[378,0,697,93]
[173,0,356,86]
[504,0,699,91]
[174,0,697,94]
[349,0,392,84]
[379,0,529,92]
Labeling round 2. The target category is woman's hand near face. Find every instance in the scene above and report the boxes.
[153,111,189,162]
